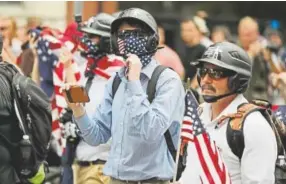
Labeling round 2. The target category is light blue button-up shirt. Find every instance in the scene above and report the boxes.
[75,59,185,181]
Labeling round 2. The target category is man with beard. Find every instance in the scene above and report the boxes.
[180,42,277,184]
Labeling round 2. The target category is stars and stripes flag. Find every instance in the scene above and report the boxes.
[117,37,125,55]
[181,90,231,184]
[52,40,81,157]
[35,28,81,156]
[272,105,286,124]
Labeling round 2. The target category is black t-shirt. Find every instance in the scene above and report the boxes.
[182,44,206,81]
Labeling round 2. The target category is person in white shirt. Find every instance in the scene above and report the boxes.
[180,42,277,184]
[60,13,124,184]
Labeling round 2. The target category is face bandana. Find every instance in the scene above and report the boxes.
[80,35,106,78]
[117,30,152,68]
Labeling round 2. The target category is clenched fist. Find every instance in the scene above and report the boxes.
[125,53,142,81]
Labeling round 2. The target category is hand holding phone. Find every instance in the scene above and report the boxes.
[64,85,90,103]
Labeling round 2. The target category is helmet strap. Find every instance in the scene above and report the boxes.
[202,91,237,103]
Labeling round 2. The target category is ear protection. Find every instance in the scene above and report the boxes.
[145,34,159,52]
[110,33,119,55]
[98,36,111,53]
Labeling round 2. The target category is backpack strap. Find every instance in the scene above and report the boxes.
[111,65,168,102]
[111,66,176,160]
[146,65,168,103]
[112,73,121,98]
[225,103,261,159]
[85,77,94,93]
[145,65,177,160]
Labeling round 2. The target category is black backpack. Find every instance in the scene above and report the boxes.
[221,99,286,183]
[112,65,185,181]
[0,62,52,181]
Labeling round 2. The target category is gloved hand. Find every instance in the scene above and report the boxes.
[59,108,80,141]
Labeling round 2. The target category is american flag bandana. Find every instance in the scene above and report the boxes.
[182,90,231,184]
[117,32,152,68]
[80,36,106,78]
[117,37,125,55]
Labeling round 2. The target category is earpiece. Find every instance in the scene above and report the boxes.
[145,34,158,52]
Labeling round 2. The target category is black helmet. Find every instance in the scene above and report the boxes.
[81,13,115,38]
[193,41,252,102]
[111,8,158,35]
[81,13,115,53]
[110,8,159,56]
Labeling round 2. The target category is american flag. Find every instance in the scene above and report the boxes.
[272,105,286,124]
[34,27,81,156]
[117,37,125,55]
[52,42,81,157]
[182,90,231,184]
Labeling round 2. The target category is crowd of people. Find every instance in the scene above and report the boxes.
[0,6,286,184]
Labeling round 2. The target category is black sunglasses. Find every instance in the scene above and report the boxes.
[116,29,148,39]
[198,68,235,79]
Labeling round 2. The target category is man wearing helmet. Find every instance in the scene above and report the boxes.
[63,8,185,184]
[60,13,124,184]
[180,42,277,183]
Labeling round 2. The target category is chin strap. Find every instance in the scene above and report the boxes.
[202,91,237,103]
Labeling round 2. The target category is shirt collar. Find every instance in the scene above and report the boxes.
[118,58,158,80]
[201,94,248,125]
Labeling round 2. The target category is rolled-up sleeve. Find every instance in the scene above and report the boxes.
[74,76,114,146]
[126,69,185,142]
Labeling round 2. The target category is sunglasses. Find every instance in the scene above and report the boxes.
[198,68,235,79]
[116,29,148,39]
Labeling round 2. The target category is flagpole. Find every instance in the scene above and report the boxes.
[172,81,189,182]
[172,127,183,182]
[172,86,199,182]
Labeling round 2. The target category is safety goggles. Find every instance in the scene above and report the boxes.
[198,67,235,79]
[116,29,148,39]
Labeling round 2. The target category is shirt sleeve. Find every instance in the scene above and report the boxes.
[125,69,185,142]
[241,111,277,184]
[74,76,114,146]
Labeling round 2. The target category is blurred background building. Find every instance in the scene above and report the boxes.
[1,1,285,52]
